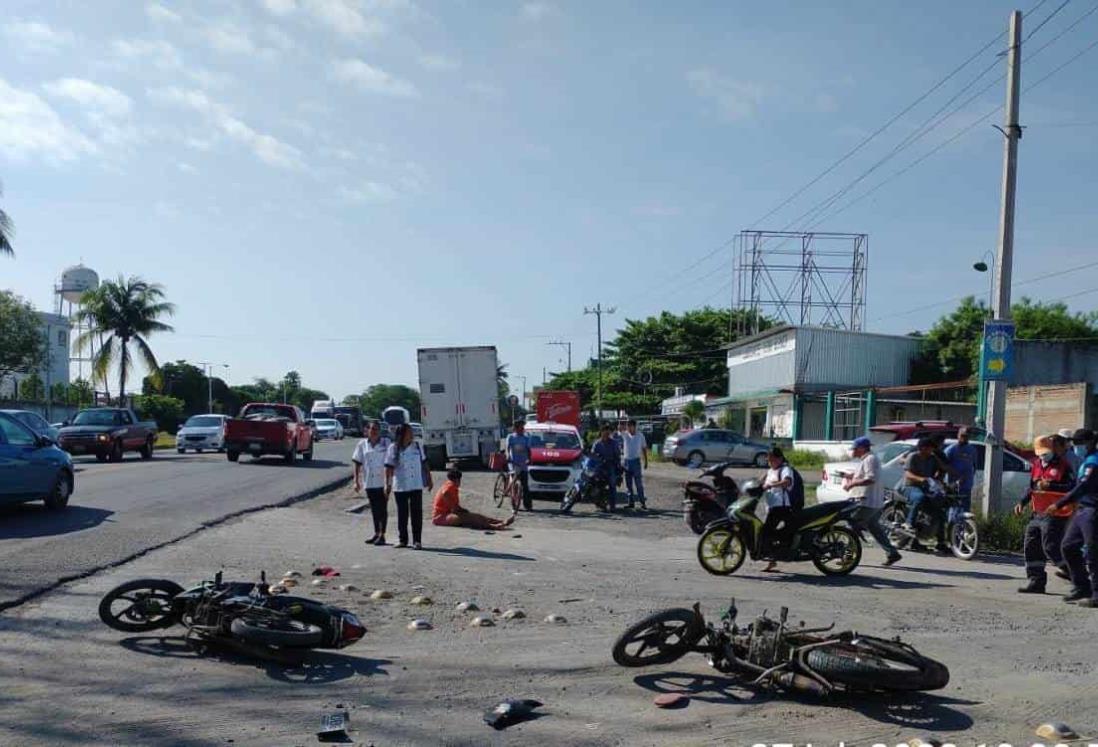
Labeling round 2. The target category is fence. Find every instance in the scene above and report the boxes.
[0,399,81,423]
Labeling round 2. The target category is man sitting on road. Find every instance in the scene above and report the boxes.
[902,437,949,552]
[843,436,902,566]
[432,469,515,530]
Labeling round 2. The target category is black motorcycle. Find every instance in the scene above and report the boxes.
[561,454,614,513]
[683,461,741,534]
[98,571,366,659]
[881,484,980,560]
[612,599,949,696]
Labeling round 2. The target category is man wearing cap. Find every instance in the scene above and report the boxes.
[1014,434,1075,594]
[843,436,902,566]
[1051,428,1098,607]
[1059,428,1082,474]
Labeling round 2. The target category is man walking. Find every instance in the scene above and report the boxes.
[621,419,648,510]
[843,436,902,566]
[1052,428,1098,607]
[1015,434,1075,594]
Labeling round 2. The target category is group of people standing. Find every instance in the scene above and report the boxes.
[351,421,433,549]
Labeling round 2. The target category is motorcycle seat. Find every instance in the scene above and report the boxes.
[786,501,851,529]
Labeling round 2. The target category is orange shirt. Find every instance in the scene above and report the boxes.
[432,480,461,520]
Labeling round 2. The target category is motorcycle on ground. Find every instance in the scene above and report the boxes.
[683,461,741,534]
[881,480,980,560]
[612,598,950,695]
[561,454,614,513]
[696,481,863,576]
[97,570,367,661]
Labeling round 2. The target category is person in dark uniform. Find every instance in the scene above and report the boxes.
[1015,434,1075,594]
[1052,428,1098,607]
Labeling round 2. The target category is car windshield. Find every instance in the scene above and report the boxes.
[185,416,223,428]
[875,442,915,464]
[317,419,338,427]
[72,410,121,426]
[528,431,581,449]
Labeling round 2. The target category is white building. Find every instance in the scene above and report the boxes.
[2,312,71,399]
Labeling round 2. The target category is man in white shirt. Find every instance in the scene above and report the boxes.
[842,436,901,566]
[353,421,391,545]
[621,420,649,510]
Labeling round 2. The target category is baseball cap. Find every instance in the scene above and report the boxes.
[1058,428,1075,440]
[851,436,872,450]
[1072,428,1095,444]
[1033,435,1053,456]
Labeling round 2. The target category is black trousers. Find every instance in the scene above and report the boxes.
[365,487,388,536]
[1023,514,1068,584]
[762,506,793,550]
[1062,506,1098,598]
[394,489,424,545]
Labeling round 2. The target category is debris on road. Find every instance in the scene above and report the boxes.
[653,693,688,709]
[407,619,433,631]
[483,699,543,730]
[311,579,325,586]
[338,584,359,592]
[456,601,479,612]
[470,616,495,627]
[312,566,341,577]
[370,590,393,600]
[284,570,302,578]
[317,710,350,742]
[543,614,567,624]
[410,595,433,606]
[501,609,525,620]
[1036,723,1079,740]
[279,578,298,588]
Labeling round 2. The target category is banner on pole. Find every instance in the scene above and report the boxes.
[981,320,1015,382]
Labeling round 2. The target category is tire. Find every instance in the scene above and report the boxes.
[43,471,72,510]
[611,608,703,668]
[227,450,240,463]
[109,439,124,463]
[561,486,577,513]
[230,616,325,647]
[176,448,185,454]
[686,451,705,469]
[811,526,862,576]
[950,517,980,560]
[284,444,297,465]
[140,438,154,460]
[95,452,108,463]
[882,504,911,550]
[686,506,723,535]
[98,578,184,632]
[697,526,747,576]
[753,452,768,468]
[805,641,950,692]
[493,473,508,508]
[302,440,314,462]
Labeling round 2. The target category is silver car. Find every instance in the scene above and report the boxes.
[662,429,771,468]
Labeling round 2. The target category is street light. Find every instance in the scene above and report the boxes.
[973,253,995,425]
[199,362,230,413]
[973,251,995,312]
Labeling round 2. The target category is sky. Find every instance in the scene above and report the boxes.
[2,0,1097,403]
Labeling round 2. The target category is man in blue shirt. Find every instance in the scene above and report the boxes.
[591,424,622,512]
[943,427,978,521]
[1053,428,1098,607]
[506,420,533,511]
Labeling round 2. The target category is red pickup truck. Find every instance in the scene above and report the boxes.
[224,403,314,464]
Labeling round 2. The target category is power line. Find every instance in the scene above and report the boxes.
[1022,0,1072,42]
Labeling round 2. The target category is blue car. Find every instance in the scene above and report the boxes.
[0,411,74,510]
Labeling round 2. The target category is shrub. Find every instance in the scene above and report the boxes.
[975,509,1028,553]
[786,449,827,471]
[134,394,185,434]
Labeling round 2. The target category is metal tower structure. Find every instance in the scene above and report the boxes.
[734,230,867,336]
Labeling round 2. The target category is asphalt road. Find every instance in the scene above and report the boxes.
[0,440,354,611]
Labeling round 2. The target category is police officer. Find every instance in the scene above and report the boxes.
[1015,434,1075,594]
[1052,428,1098,607]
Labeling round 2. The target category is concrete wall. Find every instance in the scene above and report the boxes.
[1005,382,1092,444]
[726,329,796,397]
[1013,342,1098,389]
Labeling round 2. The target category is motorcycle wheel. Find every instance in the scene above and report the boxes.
[230,617,325,647]
[811,526,862,576]
[697,526,746,576]
[611,608,703,667]
[950,517,980,560]
[687,506,722,535]
[98,578,184,632]
[882,504,911,550]
[561,485,578,513]
[805,639,950,692]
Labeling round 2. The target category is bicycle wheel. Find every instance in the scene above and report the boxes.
[511,478,525,512]
[493,473,508,508]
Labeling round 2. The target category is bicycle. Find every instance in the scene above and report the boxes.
[493,469,526,512]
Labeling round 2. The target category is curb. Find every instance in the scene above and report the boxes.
[0,474,351,615]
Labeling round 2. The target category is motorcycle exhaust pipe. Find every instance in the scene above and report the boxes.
[772,671,829,697]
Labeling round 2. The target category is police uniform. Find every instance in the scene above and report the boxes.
[1058,443,1098,605]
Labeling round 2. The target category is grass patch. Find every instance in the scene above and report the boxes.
[786,449,828,470]
[975,509,1028,553]
[154,432,176,450]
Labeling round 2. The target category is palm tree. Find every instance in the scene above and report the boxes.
[0,181,14,257]
[75,276,175,403]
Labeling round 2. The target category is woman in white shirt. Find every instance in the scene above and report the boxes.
[384,423,434,549]
[353,421,391,546]
[761,447,794,572]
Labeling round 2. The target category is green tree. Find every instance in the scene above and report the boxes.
[0,291,45,389]
[682,399,706,426]
[75,276,175,402]
[133,393,185,433]
[68,378,93,407]
[357,384,421,419]
[19,372,45,401]
[0,181,13,257]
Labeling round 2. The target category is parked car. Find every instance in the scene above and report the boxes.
[867,421,984,446]
[223,403,314,463]
[0,411,74,510]
[663,429,771,468]
[524,422,585,498]
[313,418,344,441]
[57,407,159,462]
[0,409,60,441]
[175,414,229,453]
[815,438,1030,505]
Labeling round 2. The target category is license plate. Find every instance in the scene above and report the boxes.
[249,443,262,452]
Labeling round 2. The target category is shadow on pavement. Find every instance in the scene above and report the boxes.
[118,635,390,683]
[633,671,765,705]
[768,572,952,590]
[0,504,114,540]
[240,458,344,470]
[881,564,1015,581]
[420,547,536,562]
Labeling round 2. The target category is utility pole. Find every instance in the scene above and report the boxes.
[583,304,616,419]
[198,361,212,414]
[982,9,1022,517]
[547,340,572,372]
[519,375,527,410]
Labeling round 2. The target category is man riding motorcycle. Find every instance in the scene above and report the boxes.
[590,424,622,512]
[902,438,950,553]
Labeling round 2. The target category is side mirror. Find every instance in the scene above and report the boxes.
[36,435,53,448]
[62,420,70,427]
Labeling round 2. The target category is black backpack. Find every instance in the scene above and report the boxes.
[788,465,806,512]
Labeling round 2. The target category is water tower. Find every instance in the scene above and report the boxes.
[54,264,100,383]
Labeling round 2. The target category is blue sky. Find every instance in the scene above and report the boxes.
[2,0,1096,402]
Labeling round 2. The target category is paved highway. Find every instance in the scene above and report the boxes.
[0,440,353,611]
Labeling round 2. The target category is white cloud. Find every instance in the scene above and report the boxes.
[340,181,399,203]
[44,78,133,118]
[0,77,97,162]
[112,38,183,69]
[177,161,197,173]
[149,86,304,170]
[331,59,418,98]
[418,53,459,72]
[203,23,257,55]
[467,81,503,101]
[520,2,555,21]
[260,0,298,15]
[3,19,75,54]
[146,2,182,23]
[686,67,764,122]
[260,0,385,37]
